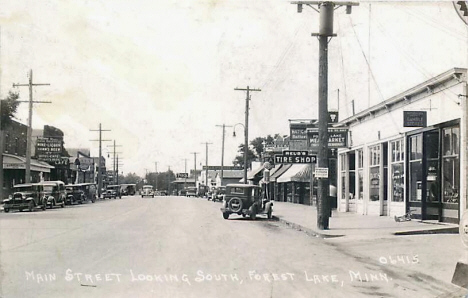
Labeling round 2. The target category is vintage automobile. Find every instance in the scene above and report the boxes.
[79,183,97,203]
[185,187,197,197]
[104,185,122,199]
[220,184,273,220]
[65,184,86,205]
[3,183,47,212]
[120,184,136,196]
[38,181,66,209]
[141,185,154,198]
[212,186,226,202]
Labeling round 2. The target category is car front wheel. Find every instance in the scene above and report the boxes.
[4,208,9,213]
[28,201,34,212]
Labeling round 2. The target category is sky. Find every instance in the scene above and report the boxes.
[0,0,466,176]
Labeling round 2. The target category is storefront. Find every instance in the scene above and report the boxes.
[277,164,313,205]
[337,68,466,223]
[3,153,55,196]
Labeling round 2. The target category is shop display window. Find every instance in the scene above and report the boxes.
[357,149,363,200]
[442,126,459,204]
[369,145,380,202]
[390,139,404,202]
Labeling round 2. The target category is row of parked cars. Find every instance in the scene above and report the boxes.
[2,182,137,213]
[2,181,98,213]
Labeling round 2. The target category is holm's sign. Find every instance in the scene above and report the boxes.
[403,111,427,127]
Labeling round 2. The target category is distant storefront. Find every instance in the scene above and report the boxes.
[337,68,466,223]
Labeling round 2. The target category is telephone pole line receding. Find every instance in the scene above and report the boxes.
[13,70,50,183]
[234,86,261,184]
[107,140,122,184]
[216,124,232,186]
[90,123,111,198]
[201,142,212,187]
[291,0,359,230]
[191,152,199,189]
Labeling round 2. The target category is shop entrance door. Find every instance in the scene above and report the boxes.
[408,131,441,220]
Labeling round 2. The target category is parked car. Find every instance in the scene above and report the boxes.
[65,184,86,205]
[220,184,273,220]
[185,187,197,197]
[79,183,97,203]
[3,183,47,212]
[104,185,121,199]
[178,189,187,196]
[120,184,136,196]
[38,181,66,209]
[141,185,154,198]
[212,186,226,202]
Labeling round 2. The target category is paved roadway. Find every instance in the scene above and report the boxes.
[0,195,462,298]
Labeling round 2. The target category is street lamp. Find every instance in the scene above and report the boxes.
[233,122,248,184]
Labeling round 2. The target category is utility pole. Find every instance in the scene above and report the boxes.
[292,1,358,229]
[201,142,212,187]
[234,86,261,184]
[90,123,111,198]
[13,70,50,183]
[107,140,122,184]
[182,158,188,189]
[216,124,232,186]
[154,161,159,190]
[191,152,199,188]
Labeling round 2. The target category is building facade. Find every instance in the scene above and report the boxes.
[336,68,466,223]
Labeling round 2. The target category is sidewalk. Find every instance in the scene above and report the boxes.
[272,201,459,240]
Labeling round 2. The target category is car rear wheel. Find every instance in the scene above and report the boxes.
[267,208,272,219]
[222,212,229,219]
[4,208,9,213]
[249,205,256,220]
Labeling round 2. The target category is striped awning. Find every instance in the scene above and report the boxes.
[277,164,313,183]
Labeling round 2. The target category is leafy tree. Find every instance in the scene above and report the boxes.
[1,91,19,128]
[121,172,142,184]
[232,144,256,168]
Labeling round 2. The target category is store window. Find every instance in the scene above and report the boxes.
[442,127,459,204]
[369,145,380,201]
[340,153,346,201]
[390,139,404,202]
[409,135,423,202]
[357,149,363,200]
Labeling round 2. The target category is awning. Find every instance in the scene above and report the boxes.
[270,164,292,181]
[277,164,313,183]
[247,165,264,180]
[3,153,54,173]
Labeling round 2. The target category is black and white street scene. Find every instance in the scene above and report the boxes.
[2,1,468,297]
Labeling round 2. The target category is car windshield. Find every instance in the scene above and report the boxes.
[43,185,55,192]
[143,186,153,190]
[13,185,34,192]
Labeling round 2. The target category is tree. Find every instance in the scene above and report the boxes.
[1,91,19,128]
[121,172,142,184]
[232,144,256,168]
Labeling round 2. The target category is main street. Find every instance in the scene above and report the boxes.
[0,196,462,298]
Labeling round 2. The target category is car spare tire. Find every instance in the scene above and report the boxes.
[228,197,243,213]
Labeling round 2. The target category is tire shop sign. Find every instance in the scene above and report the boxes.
[274,150,317,164]
[307,128,348,148]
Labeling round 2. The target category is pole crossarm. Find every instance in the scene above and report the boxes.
[290,1,359,6]
[234,86,261,184]
[12,70,51,184]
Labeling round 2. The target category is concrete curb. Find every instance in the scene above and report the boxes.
[393,226,459,236]
[272,215,344,239]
